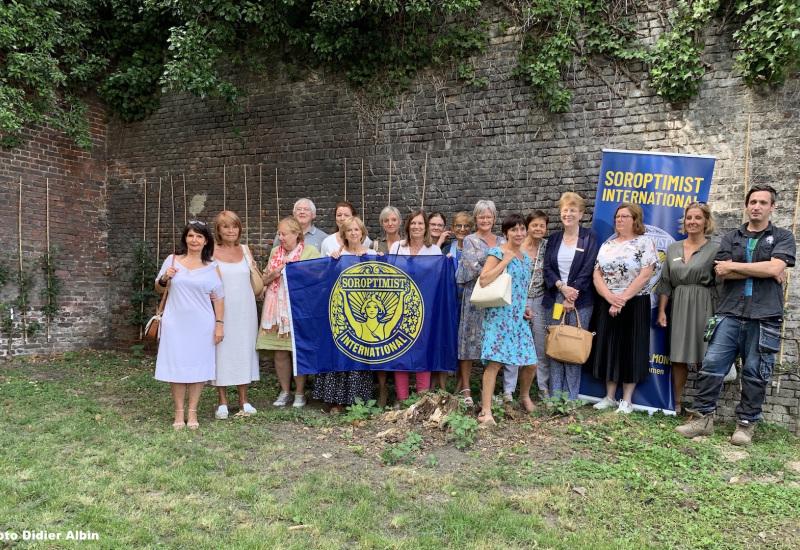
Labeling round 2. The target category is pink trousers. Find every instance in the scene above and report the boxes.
[394,371,431,400]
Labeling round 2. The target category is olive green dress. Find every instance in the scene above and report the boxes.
[659,239,720,364]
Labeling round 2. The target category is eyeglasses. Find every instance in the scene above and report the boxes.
[476,215,494,221]
[454,224,471,229]
[294,206,312,212]
[614,215,633,220]
[189,220,206,226]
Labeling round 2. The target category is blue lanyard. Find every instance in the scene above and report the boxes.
[744,238,759,297]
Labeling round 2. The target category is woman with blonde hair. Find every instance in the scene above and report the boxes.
[455,200,506,405]
[543,192,598,401]
[657,202,719,413]
[320,200,372,256]
[589,203,659,414]
[257,217,321,407]
[211,211,260,419]
[390,209,441,401]
[316,216,379,413]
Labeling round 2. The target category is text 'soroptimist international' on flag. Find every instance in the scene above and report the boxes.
[580,149,716,413]
[286,255,459,376]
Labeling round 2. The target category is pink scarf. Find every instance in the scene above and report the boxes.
[261,242,304,336]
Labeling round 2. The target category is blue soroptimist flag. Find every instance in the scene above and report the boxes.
[285,255,459,375]
[581,149,716,413]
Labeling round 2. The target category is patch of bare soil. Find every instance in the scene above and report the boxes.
[267,392,576,481]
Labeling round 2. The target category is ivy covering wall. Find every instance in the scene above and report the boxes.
[1,0,798,150]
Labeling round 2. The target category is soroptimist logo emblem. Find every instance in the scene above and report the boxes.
[329,262,423,364]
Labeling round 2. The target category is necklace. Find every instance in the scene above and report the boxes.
[563,230,579,241]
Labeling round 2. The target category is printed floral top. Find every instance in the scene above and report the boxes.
[526,238,548,299]
[594,235,660,295]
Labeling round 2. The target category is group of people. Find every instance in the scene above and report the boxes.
[154,185,794,446]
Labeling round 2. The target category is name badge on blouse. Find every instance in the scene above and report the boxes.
[576,248,584,252]
[673,257,683,262]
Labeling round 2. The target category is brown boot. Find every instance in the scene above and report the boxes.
[731,421,755,446]
[675,410,714,438]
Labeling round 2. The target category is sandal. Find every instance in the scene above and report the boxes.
[519,395,537,413]
[477,410,496,427]
[173,409,185,430]
[459,389,473,405]
[187,409,199,430]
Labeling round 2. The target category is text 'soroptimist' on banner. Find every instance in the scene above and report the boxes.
[582,149,716,413]
[286,255,459,375]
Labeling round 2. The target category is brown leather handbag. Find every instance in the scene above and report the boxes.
[545,309,595,364]
[144,256,174,340]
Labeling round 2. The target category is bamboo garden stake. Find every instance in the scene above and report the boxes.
[46,178,52,341]
[388,159,392,206]
[223,164,227,212]
[344,157,347,202]
[275,167,280,220]
[361,158,365,222]
[259,165,263,260]
[244,165,249,244]
[138,179,147,340]
[171,175,176,255]
[182,173,187,225]
[421,152,428,208]
[18,177,26,341]
[156,177,162,262]
[742,114,751,223]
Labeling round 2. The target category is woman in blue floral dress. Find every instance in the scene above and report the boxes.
[477,214,538,426]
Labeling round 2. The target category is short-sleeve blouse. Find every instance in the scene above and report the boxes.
[526,238,547,299]
[595,235,660,295]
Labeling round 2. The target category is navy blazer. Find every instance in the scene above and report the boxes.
[542,226,599,309]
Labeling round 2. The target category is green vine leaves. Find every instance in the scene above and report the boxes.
[1,1,798,148]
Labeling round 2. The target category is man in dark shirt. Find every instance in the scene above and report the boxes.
[676,185,796,445]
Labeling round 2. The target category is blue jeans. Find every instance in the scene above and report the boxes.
[692,316,781,423]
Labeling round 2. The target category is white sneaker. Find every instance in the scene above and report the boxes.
[272,391,291,407]
[241,402,257,416]
[293,394,306,408]
[593,396,617,410]
[215,405,229,419]
[502,391,513,404]
[615,400,634,414]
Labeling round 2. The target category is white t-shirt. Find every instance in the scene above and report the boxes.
[389,242,442,255]
[320,233,372,257]
[557,242,577,283]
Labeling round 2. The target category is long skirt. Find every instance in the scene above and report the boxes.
[312,371,374,406]
[586,294,650,384]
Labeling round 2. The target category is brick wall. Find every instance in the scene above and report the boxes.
[0,95,110,357]
[101,5,799,431]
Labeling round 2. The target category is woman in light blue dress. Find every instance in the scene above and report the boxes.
[477,214,538,426]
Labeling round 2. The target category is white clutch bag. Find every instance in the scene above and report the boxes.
[469,269,512,308]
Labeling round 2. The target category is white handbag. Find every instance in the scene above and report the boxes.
[469,269,512,308]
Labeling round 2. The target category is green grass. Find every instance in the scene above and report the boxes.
[0,351,799,549]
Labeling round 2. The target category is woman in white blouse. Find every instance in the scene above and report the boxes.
[390,209,441,402]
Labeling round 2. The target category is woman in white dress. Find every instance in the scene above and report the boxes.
[155,221,225,430]
[315,216,381,413]
[320,201,372,256]
[211,211,260,420]
[390,209,442,401]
